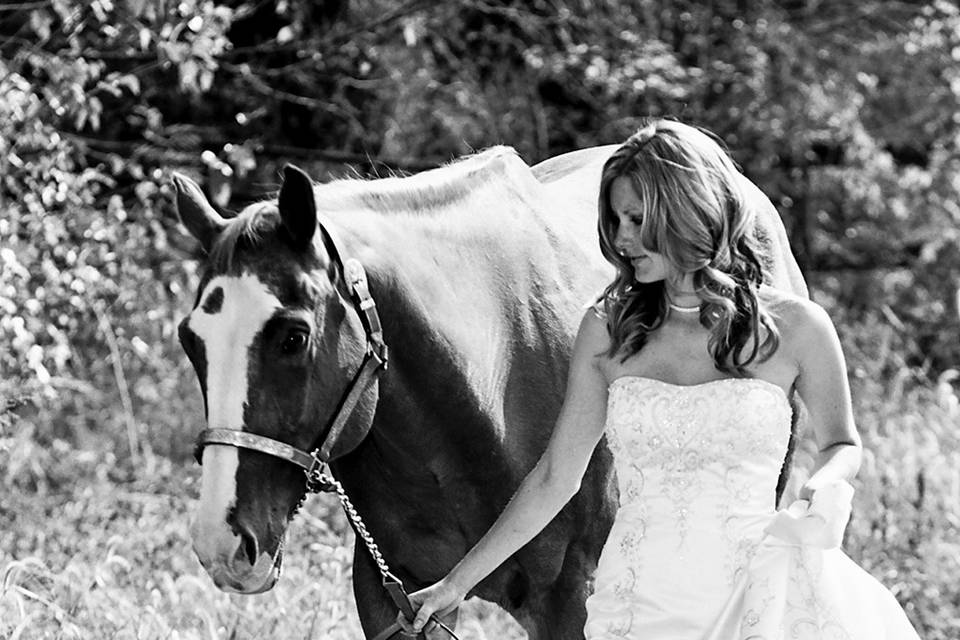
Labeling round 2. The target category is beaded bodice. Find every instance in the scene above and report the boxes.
[602,377,792,577]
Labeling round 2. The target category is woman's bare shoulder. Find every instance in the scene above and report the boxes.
[572,304,616,374]
[577,304,611,347]
[759,285,836,350]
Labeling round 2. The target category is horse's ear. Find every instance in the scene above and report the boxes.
[278,164,317,252]
[172,172,226,253]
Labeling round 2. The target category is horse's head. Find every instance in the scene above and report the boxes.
[173,166,378,593]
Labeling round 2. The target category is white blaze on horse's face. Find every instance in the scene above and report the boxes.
[187,273,281,590]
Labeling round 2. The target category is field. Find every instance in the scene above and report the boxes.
[0,449,527,639]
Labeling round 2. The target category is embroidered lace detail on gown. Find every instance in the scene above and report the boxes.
[583,377,920,640]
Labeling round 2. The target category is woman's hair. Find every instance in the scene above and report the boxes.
[597,118,779,375]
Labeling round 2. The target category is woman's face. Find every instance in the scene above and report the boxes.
[609,176,672,284]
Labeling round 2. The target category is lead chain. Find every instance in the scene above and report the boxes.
[303,462,462,640]
[306,465,393,581]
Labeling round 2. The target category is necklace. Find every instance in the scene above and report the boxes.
[668,302,700,314]
[665,283,701,314]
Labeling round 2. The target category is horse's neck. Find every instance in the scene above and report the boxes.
[321,166,607,587]
[323,154,608,479]
[332,213,563,476]
[345,212,508,417]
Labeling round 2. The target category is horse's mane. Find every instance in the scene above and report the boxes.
[209,146,527,272]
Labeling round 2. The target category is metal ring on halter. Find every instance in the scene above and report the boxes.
[304,452,337,493]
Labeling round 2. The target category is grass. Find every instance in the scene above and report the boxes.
[1,456,354,639]
[842,370,960,636]
[0,448,524,640]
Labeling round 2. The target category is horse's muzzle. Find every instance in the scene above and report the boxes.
[193,526,284,594]
[202,546,282,594]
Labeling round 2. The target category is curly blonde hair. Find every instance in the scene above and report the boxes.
[598,119,779,375]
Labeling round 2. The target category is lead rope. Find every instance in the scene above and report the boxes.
[305,460,461,640]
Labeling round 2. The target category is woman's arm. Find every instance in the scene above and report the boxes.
[404,309,611,633]
[792,300,863,499]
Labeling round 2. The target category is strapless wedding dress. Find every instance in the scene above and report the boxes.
[583,376,920,640]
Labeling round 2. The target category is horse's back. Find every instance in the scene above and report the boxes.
[531,146,616,241]
[532,145,619,185]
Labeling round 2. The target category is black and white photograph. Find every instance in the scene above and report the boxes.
[1,1,958,638]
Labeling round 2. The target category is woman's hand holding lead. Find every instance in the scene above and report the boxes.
[396,577,467,637]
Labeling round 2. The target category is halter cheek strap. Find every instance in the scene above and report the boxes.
[316,258,388,462]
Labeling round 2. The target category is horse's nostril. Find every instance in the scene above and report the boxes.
[234,523,260,567]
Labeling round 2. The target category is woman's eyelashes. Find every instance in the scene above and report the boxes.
[617,211,643,228]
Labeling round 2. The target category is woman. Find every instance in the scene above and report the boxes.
[402,119,921,639]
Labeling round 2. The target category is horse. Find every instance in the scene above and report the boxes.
[172,144,807,640]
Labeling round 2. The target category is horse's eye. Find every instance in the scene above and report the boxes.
[280,330,309,355]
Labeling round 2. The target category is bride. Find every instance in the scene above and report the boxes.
[401,119,921,639]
